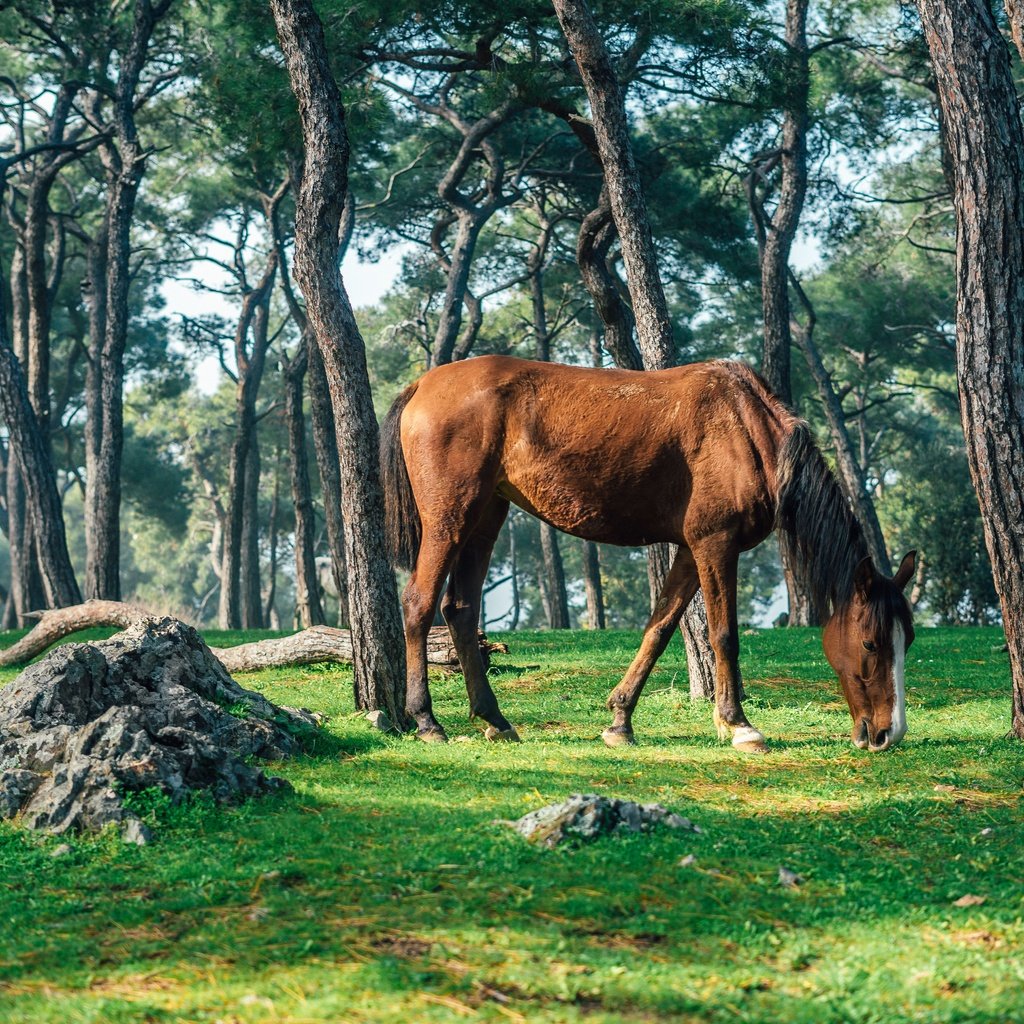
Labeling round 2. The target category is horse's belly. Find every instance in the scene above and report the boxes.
[496,457,685,547]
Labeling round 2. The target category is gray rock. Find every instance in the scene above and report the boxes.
[509,793,702,849]
[0,618,317,837]
[50,842,72,858]
[364,709,394,733]
[122,817,154,846]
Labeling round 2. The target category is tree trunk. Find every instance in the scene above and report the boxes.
[530,253,571,629]
[581,540,606,629]
[682,593,716,700]
[539,523,571,629]
[284,349,326,628]
[746,0,819,624]
[433,213,482,366]
[552,0,674,367]
[576,194,642,371]
[792,301,892,574]
[0,348,81,610]
[306,335,349,627]
[240,436,263,629]
[271,0,407,724]
[84,1,170,601]
[263,450,280,630]
[554,0,714,684]
[915,0,1024,739]
[219,258,277,629]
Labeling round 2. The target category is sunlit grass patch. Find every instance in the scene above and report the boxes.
[1,625,1021,1023]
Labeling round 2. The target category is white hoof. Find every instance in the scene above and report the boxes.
[731,726,768,754]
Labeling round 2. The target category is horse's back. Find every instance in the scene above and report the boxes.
[400,356,790,547]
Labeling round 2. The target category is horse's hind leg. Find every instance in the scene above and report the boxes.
[441,497,519,741]
[603,547,700,747]
[691,533,767,754]
[403,538,458,743]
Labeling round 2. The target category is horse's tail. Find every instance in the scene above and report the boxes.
[379,383,421,571]
[774,421,867,615]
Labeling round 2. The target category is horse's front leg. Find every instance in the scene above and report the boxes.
[603,547,699,747]
[692,534,767,754]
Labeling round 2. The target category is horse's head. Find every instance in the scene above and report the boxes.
[823,551,916,752]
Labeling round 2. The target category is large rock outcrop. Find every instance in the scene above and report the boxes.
[0,618,317,840]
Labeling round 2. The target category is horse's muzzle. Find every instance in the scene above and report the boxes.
[853,718,897,752]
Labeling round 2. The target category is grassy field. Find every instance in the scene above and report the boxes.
[0,624,1022,1024]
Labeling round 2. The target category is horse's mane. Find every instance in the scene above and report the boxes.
[774,422,871,618]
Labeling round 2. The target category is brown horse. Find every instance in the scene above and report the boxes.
[380,356,915,754]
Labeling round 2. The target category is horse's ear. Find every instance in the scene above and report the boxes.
[853,556,875,600]
[893,550,916,592]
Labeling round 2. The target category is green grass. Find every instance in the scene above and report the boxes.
[1,625,1022,1023]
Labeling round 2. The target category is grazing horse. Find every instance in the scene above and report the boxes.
[380,356,915,754]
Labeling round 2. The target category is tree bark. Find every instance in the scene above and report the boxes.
[529,237,571,629]
[284,348,326,628]
[577,195,642,371]
[746,0,819,623]
[271,186,350,628]
[271,0,408,724]
[84,0,172,601]
[554,0,714,684]
[552,0,674,367]
[218,252,277,629]
[915,0,1024,739]
[791,284,892,574]
[581,540,606,629]
[0,348,81,611]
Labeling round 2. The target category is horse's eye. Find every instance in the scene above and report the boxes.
[862,640,877,653]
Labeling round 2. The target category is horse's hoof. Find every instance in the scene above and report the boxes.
[417,728,449,744]
[733,739,769,754]
[602,727,636,748]
[484,725,521,742]
[732,727,768,754]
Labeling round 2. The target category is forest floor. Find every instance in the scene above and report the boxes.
[0,625,1022,1023]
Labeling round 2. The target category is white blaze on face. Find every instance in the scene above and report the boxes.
[889,620,907,746]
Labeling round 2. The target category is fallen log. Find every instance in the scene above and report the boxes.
[0,601,507,672]
[210,624,505,674]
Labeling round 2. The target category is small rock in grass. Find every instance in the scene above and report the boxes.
[953,893,987,907]
[508,794,702,849]
[778,866,804,888]
[678,854,697,867]
[122,818,154,846]
[979,827,994,837]
[50,843,72,858]
[364,710,394,733]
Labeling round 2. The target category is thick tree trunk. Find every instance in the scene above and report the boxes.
[915,0,1024,739]
[0,349,80,610]
[271,0,408,724]
[552,0,674,367]
[284,349,326,628]
[554,0,714,684]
